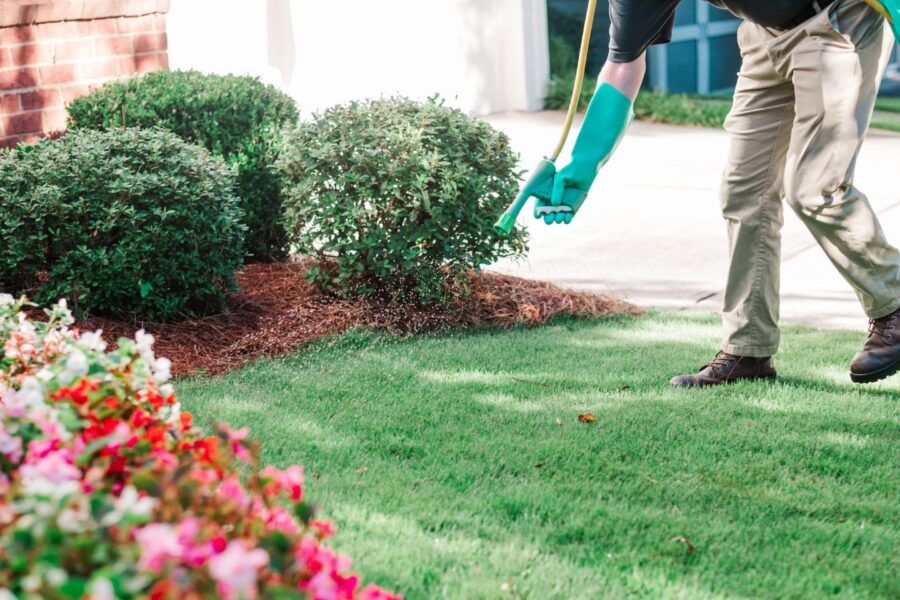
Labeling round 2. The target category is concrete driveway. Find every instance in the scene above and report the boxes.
[487,112,900,331]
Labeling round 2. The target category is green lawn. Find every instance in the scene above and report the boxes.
[178,312,899,599]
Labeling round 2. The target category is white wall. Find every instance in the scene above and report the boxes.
[167,0,549,116]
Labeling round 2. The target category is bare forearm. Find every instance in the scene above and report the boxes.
[598,53,646,101]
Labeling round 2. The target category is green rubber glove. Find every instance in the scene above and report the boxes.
[865,0,900,40]
[535,83,633,225]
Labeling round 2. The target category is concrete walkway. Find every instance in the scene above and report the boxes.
[486,112,900,331]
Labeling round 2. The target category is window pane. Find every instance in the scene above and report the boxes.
[709,34,741,91]
[674,0,697,26]
[666,40,698,93]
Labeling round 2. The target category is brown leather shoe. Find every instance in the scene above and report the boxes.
[670,351,776,388]
[850,307,900,383]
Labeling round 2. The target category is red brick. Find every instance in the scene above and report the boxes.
[39,63,77,85]
[0,133,42,149]
[0,94,20,113]
[5,111,42,135]
[61,85,91,104]
[119,54,159,76]
[0,68,38,91]
[19,89,62,111]
[133,53,159,74]
[53,40,94,63]
[95,35,133,56]
[42,108,67,132]
[0,25,38,46]
[34,21,78,40]
[157,52,169,70]
[0,48,11,69]
[134,33,166,54]
[154,14,167,32]
[82,58,119,81]
[13,42,54,66]
[117,15,154,34]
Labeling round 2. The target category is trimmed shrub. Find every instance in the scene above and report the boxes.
[0,128,244,321]
[67,70,299,261]
[277,96,528,304]
[0,296,399,599]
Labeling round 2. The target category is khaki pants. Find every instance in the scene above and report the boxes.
[721,0,900,357]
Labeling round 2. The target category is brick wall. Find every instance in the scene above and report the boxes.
[0,0,171,147]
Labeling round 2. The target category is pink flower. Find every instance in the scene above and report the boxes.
[311,520,336,539]
[265,506,301,535]
[359,586,403,600]
[1,387,27,418]
[261,464,304,501]
[0,427,22,463]
[221,425,251,461]
[303,570,359,600]
[208,540,269,600]
[219,476,250,509]
[21,449,80,484]
[134,523,182,573]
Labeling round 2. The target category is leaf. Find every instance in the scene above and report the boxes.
[672,536,695,554]
[555,418,563,427]
[356,466,367,474]
[578,413,597,423]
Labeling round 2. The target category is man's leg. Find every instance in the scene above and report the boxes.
[776,1,900,381]
[780,3,900,316]
[671,23,793,387]
[720,25,796,359]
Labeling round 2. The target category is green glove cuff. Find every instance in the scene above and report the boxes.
[865,0,900,39]
[569,82,634,174]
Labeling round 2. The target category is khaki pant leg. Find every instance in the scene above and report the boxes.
[721,23,796,357]
[775,0,900,318]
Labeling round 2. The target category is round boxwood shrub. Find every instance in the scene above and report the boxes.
[277,96,528,304]
[0,128,245,320]
[67,70,298,262]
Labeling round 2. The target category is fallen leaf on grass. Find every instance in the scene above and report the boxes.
[672,536,695,554]
[534,462,545,469]
[578,413,597,423]
[356,466,367,474]
[620,385,631,391]
[556,418,563,427]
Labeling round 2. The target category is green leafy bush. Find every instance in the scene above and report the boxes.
[67,70,298,261]
[545,77,733,129]
[277,96,528,304]
[0,128,244,320]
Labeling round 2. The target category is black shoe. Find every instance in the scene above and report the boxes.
[670,351,776,388]
[850,307,900,384]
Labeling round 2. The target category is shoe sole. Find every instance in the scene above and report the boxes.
[850,357,900,384]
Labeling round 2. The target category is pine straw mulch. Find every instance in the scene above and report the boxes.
[72,262,643,378]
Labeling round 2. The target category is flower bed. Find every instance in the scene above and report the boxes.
[0,295,398,599]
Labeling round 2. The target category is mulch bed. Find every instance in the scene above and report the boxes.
[73,262,643,377]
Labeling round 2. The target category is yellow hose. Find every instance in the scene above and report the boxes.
[864,0,892,21]
[550,0,598,161]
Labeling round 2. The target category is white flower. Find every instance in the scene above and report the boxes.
[0,588,18,600]
[78,331,107,353]
[19,377,45,411]
[58,497,91,533]
[101,486,157,526]
[134,330,156,362]
[89,578,116,600]
[61,348,89,384]
[46,568,67,587]
[0,294,14,307]
[152,357,171,385]
[160,383,174,398]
